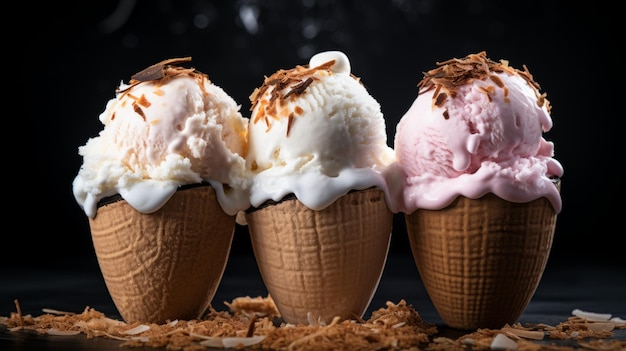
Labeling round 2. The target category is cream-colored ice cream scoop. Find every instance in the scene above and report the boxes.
[74,58,248,323]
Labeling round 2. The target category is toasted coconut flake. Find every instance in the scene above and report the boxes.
[306,311,327,326]
[578,339,626,351]
[42,308,76,315]
[3,300,624,351]
[47,328,81,336]
[222,335,266,348]
[188,331,214,340]
[13,299,24,328]
[587,323,616,333]
[391,322,406,328]
[572,309,612,321]
[433,336,455,344]
[461,337,475,345]
[199,337,225,348]
[103,333,132,341]
[129,336,150,342]
[501,327,545,340]
[535,323,556,330]
[225,295,280,318]
[90,317,126,328]
[124,324,150,335]
[491,333,518,350]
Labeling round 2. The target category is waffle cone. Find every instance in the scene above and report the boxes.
[245,188,393,325]
[88,185,235,324]
[405,193,557,330]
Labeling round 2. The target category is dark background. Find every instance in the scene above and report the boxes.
[29,0,621,276]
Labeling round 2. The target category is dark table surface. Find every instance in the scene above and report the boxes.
[2,253,625,350]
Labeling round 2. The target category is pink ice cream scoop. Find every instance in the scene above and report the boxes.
[393,51,563,213]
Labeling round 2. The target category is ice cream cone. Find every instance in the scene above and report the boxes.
[245,188,393,325]
[405,191,558,330]
[88,184,235,324]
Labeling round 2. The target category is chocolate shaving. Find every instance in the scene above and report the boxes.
[246,314,258,337]
[132,102,146,121]
[284,77,314,99]
[434,91,447,107]
[117,57,209,94]
[417,51,551,113]
[131,57,193,82]
[442,109,449,120]
[287,112,295,137]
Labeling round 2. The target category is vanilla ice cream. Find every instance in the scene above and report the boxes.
[73,57,250,218]
[393,51,563,213]
[247,51,394,210]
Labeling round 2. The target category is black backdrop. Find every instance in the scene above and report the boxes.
[31,0,621,273]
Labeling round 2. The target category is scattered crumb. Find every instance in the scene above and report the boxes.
[1,299,624,351]
[224,295,280,318]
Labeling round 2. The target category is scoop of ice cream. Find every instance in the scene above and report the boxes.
[246,51,394,210]
[73,58,250,218]
[393,51,563,213]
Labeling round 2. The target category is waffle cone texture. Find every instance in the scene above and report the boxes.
[88,185,235,324]
[245,188,393,325]
[405,192,558,330]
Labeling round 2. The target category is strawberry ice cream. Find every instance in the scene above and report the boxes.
[393,51,563,213]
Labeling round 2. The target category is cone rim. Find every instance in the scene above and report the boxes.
[246,186,380,213]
